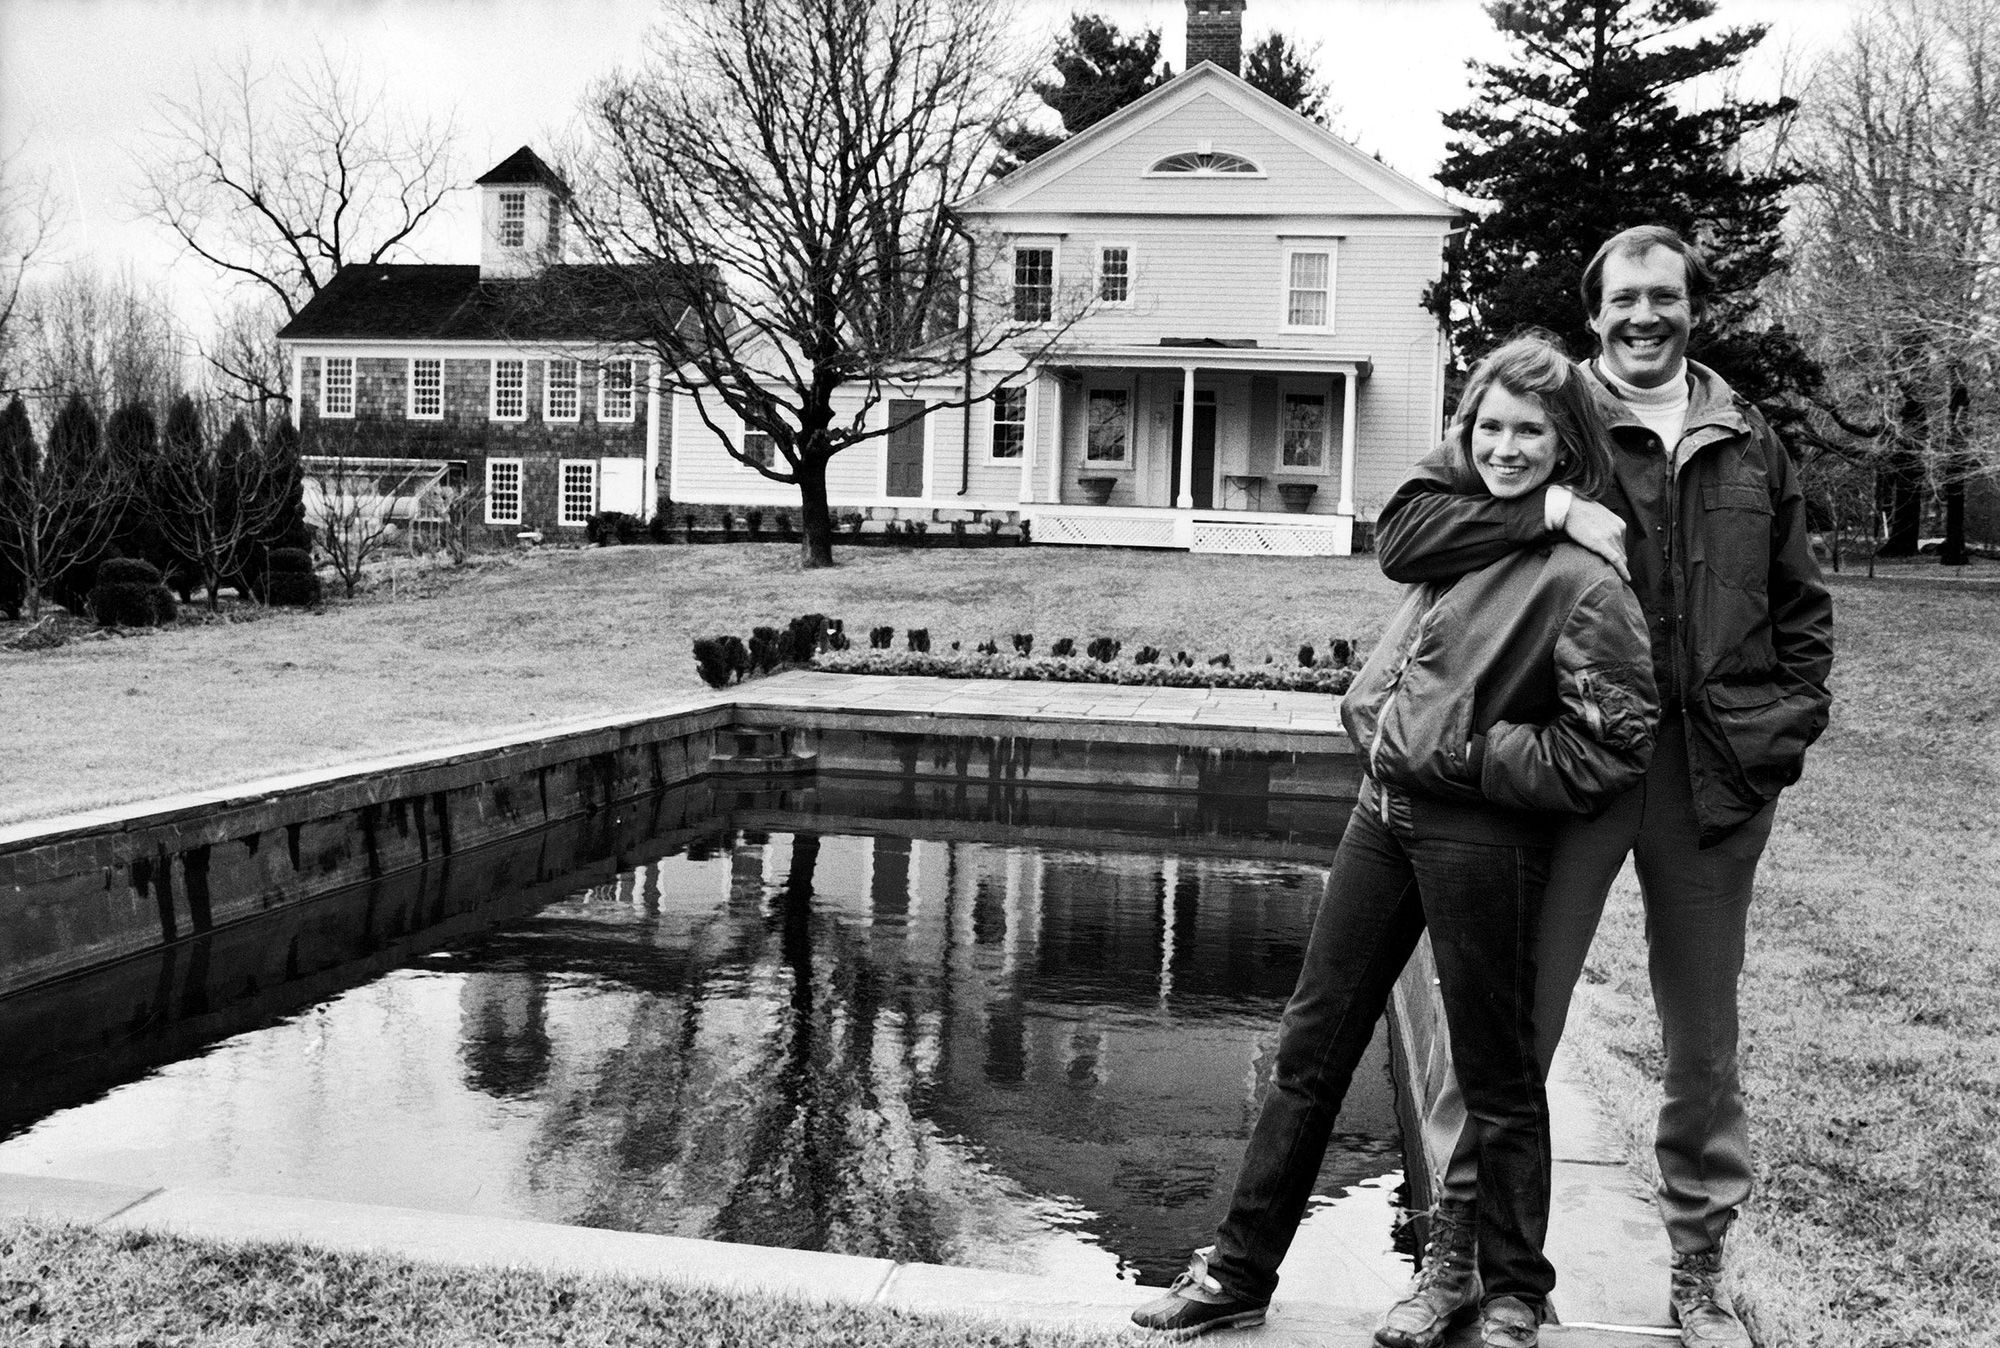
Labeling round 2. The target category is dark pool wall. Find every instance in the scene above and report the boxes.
[0,698,1359,1001]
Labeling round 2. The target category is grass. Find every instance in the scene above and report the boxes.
[0,544,1406,826]
[0,1222,1133,1348]
[5,542,1997,1345]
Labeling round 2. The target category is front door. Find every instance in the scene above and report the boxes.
[886,400,926,498]
[1170,395,1217,509]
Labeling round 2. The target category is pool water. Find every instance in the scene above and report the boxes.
[0,803,1407,1286]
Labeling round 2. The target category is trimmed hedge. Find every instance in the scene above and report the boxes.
[812,648,1357,694]
[264,548,321,607]
[90,558,176,629]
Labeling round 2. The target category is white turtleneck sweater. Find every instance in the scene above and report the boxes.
[1545,359,1693,531]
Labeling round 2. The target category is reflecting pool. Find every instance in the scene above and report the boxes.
[0,794,1406,1285]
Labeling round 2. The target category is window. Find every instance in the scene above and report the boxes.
[991,387,1026,460]
[544,358,579,421]
[491,359,525,420]
[500,191,525,248]
[546,197,563,256]
[321,357,355,417]
[485,459,523,525]
[1098,246,1131,304]
[1013,246,1054,322]
[1148,149,1261,175]
[1281,393,1329,469]
[558,459,598,525]
[1085,389,1129,463]
[598,358,636,422]
[742,432,775,469]
[1285,249,1332,328]
[408,358,442,419]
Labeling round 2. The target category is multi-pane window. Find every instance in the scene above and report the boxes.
[544,358,579,421]
[409,358,442,419]
[742,432,776,469]
[1013,247,1054,322]
[598,358,636,421]
[486,459,523,525]
[1098,246,1130,304]
[492,359,525,420]
[991,387,1027,459]
[1281,393,1329,469]
[1085,389,1129,463]
[1286,250,1332,327]
[559,460,598,525]
[500,191,526,248]
[321,357,355,418]
[546,197,563,256]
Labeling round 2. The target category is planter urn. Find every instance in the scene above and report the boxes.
[1276,482,1318,513]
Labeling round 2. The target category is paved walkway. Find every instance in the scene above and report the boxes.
[2,673,1677,1346]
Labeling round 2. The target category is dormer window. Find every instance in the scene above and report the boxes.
[500,192,526,248]
[1148,150,1260,175]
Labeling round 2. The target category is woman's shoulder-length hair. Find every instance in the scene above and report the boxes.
[1448,330,1614,501]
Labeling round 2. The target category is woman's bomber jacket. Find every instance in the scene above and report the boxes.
[1341,540,1660,841]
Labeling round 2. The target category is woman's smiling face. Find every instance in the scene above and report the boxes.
[1470,385,1560,499]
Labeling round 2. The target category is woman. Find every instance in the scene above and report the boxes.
[1132,332,1658,1348]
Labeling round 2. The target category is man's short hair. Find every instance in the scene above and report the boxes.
[1579,225,1715,317]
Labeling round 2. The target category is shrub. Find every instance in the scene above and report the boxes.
[748,625,783,674]
[649,508,673,543]
[869,625,895,650]
[1086,636,1121,663]
[906,627,930,653]
[785,613,828,662]
[841,512,865,533]
[976,638,1000,656]
[811,648,1357,695]
[1298,644,1315,667]
[1011,633,1033,656]
[585,511,642,546]
[1208,653,1233,669]
[264,547,321,608]
[1049,637,1075,658]
[1134,645,1161,665]
[90,558,176,628]
[692,634,753,688]
[744,509,763,535]
[1330,639,1354,666]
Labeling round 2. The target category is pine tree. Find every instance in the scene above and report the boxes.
[1428,0,1816,413]
[996,14,1171,170]
[1244,33,1329,125]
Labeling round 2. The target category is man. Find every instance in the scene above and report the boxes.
[1372,226,1833,1348]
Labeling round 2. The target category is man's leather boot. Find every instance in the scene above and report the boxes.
[1669,1249,1752,1348]
[1375,1199,1481,1348]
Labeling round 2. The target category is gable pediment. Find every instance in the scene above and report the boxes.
[962,65,1458,221]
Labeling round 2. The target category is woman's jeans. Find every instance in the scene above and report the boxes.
[1205,792,1557,1308]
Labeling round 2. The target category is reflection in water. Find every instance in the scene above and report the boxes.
[0,821,1403,1285]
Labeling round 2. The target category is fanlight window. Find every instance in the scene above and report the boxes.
[1149,150,1260,175]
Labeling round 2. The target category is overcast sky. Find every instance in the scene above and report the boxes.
[0,0,1859,335]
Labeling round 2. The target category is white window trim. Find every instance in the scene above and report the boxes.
[320,355,356,419]
[485,457,524,525]
[1280,244,1337,332]
[557,457,598,526]
[1011,241,1059,325]
[543,357,580,423]
[988,386,1028,463]
[490,358,527,422]
[740,429,776,471]
[597,357,637,423]
[407,357,443,421]
[1082,383,1135,472]
[1096,242,1134,307]
[1275,382,1336,477]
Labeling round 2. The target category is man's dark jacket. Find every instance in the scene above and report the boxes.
[1375,360,1834,846]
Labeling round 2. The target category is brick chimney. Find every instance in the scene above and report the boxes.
[1186,0,1246,76]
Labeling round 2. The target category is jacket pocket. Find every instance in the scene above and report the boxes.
[1703,680,1814,800]
[1700,475,1774,593]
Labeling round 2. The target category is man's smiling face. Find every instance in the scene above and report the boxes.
[1589,245,1693,389]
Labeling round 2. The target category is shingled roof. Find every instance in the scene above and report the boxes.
[276,263,707,344]
[473,145,571,196]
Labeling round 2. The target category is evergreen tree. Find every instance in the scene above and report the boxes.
[0,397,34,620]
[1428,0,1816,414]
[1244,33,1329,125]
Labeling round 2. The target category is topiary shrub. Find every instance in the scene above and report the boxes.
[264,548,321,608]
[91,557,176,628]
[1086,636,1121,663]
[905,627,930,653]
[693,634,754,688]
[1049,637,1075,658]
[869,624,895,650]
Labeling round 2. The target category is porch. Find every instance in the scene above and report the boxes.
[1019,343,1370,557]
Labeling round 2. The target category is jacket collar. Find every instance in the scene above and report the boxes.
[1578,358,1750,470]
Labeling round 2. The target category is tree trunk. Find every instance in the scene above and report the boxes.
[1879,388,1926,557]
[1940,379,1970,567]
[796,461,836,569]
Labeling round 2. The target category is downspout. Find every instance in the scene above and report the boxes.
[943,207,976,496]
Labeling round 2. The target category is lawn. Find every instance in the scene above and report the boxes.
[0,544,1407,826]
[3,542,1996,1347]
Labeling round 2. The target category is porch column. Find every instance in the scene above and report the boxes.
[1177,365,1196,510]
[1338,370,1358,516]
[1045,376,1064,503]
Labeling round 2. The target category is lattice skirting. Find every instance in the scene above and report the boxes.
[1033,513,1182,549]
[1191,521,1347,556]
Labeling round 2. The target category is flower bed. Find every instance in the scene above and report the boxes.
[811,647,1356,694]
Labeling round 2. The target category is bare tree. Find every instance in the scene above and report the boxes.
[299,425,434,598]
[145,395,298,611]
[0,148,58,398]
[1787,0,2000,561]
[206,295,293,427]
[0,392,128,622]
[564,0,1085,568]
[12,264,191,416]
[137,46,457,331]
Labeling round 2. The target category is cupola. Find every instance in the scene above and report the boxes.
[476,146,572,280]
